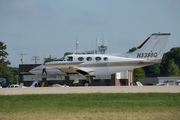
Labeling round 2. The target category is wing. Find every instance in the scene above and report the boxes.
[43,61,84,68]
[43,61,94,75]
[75,67,95,75]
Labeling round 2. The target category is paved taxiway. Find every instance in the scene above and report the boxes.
[0,86,180,95]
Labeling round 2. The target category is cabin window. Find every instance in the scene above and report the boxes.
[78,57,84,61]
[86,57,92,61]
[95,57,101,61]
[104,57,108,61]
[67,57,73,61]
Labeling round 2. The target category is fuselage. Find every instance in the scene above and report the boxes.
[30,54,160,77]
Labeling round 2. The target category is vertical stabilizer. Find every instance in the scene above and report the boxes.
[123,33,171,60]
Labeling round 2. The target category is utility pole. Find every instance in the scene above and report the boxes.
[19,53,26,64]
[31,56,40,64]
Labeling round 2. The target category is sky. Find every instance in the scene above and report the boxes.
[0,0,180,67]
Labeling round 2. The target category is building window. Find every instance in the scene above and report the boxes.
[78,57,84,61]
[95,57,101,61]
[104,57,108,61]
[86,57,92,61]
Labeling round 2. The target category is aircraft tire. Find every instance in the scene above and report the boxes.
[83,82,89,86]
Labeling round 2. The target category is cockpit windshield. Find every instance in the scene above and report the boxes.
[58,57,65,61]
[67,56,73,61]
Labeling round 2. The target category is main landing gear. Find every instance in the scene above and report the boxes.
[73,75,79,86]
[72,76,91,86]
[83,76,91,86]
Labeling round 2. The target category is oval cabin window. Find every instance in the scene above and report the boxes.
[78,57,84,61]
[95,57,101,61]
[86,57,92,61]
[104,57,108,61]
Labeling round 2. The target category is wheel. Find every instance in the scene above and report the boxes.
[84,82,89,86]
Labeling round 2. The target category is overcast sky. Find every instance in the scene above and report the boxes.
[0,0,180,67]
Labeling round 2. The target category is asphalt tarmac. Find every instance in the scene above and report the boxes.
[0,86,180,95]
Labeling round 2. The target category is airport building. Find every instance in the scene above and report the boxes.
[19,64,134,86]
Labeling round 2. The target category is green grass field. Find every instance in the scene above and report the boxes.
[0,93,180,120]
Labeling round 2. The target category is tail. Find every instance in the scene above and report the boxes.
[122,33,171,60]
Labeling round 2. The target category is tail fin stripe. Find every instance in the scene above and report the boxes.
[138,37,150,49]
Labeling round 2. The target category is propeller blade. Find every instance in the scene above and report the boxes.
[43,56,45,65]
[42,68,47,75]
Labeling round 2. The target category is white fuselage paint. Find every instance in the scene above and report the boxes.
[30,54,160,77]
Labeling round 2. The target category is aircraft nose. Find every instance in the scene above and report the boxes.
[29,66,44,75]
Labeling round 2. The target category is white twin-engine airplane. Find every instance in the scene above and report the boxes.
[30,33,171,86]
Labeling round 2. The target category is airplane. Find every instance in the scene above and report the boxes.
[29,33,171,86]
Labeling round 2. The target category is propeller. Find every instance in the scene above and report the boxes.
[41,56,47,75]
[42,67,47,75]
[43,56,45,65]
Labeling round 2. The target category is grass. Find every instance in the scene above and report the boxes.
[0,93,180,120]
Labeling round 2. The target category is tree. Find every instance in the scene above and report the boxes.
[160,47,180,74]
[133,68,146,82]
[9,67,19,84]
[0,41,11,81]
[127,47,137,53]
[143,63,160,74]
[167,59,180,76]
[64,52,73,56]
[64,52,92,56]
[44,57,58,63]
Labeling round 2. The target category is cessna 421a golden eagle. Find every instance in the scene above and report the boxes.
[30,33,170,86]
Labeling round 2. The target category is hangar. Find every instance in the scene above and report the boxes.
[19,64,133,87]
